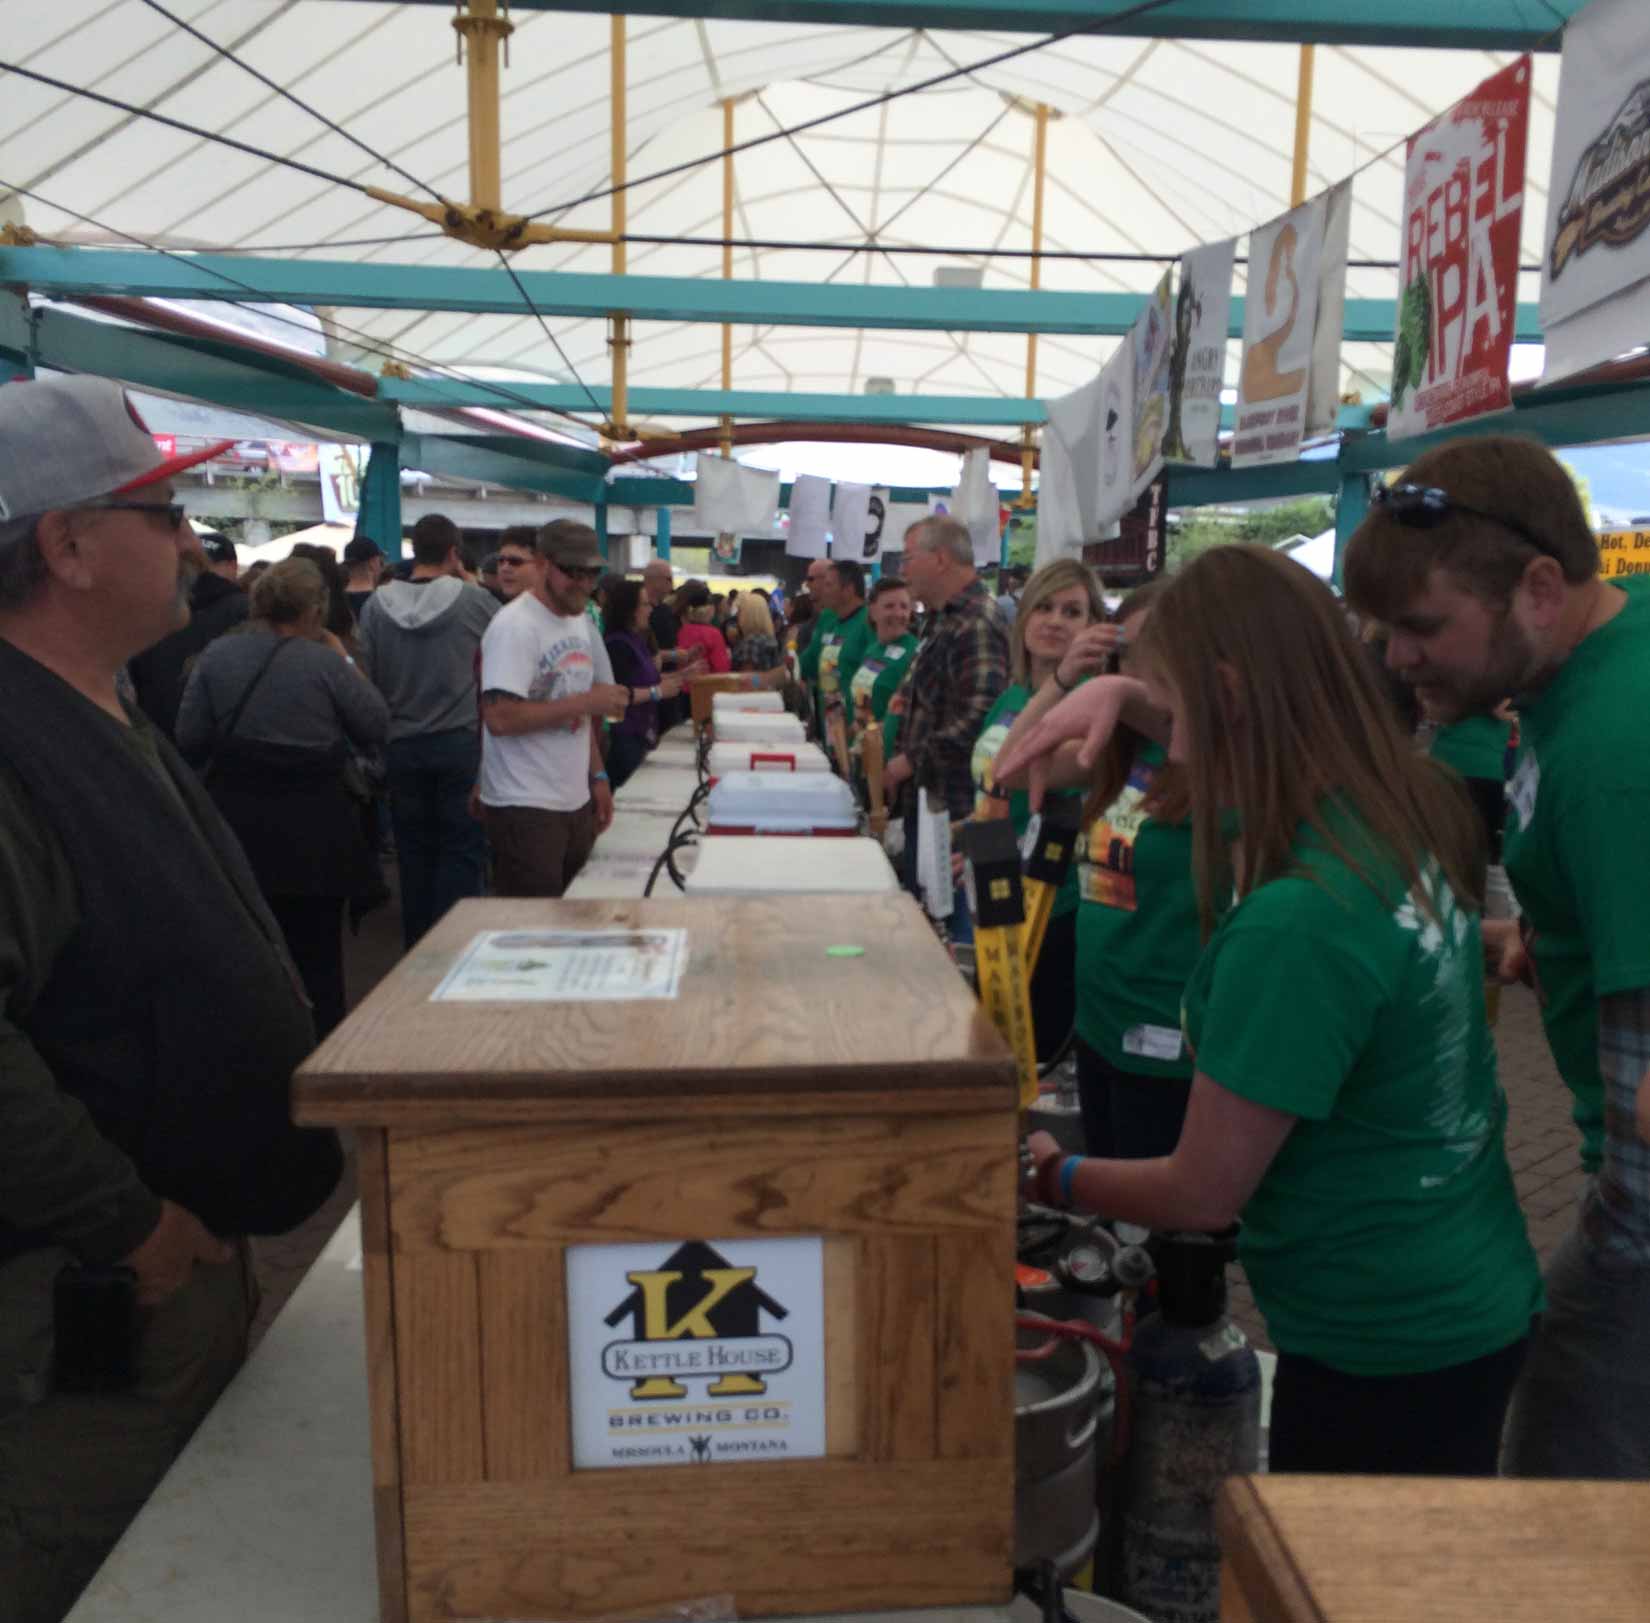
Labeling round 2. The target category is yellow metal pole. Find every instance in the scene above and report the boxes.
[1021,102,1050,505]
[1290,44,1316,208]
[609,14,630,437]
[721,96,735,459]
[452,0,512,213]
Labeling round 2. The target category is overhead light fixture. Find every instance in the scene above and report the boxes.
[933,266,984,289]
[865,377,896,395]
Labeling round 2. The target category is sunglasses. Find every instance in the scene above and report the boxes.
[497,554,536,567]
[1372,483,1561,562]
[83,500,188,531]
[553,563,603,581]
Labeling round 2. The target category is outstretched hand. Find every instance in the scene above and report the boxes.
[993,676,1144,810]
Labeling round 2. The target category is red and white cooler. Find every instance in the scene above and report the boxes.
[713,710,806,746]
[705,740,832,782]
[682,834,898,896]
[705,771,860,837]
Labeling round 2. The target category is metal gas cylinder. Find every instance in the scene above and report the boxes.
[1116,1228,1261,1623]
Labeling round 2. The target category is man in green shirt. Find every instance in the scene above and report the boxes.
[1345,434,1650,1480]
[795,556,837,737]
[814,559,874,728]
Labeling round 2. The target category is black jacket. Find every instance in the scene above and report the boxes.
[128,572,250,741]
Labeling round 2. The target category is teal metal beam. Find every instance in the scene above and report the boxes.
[358,444,404,561]
[323,0,1580,50]
[399,433,604,501]
[0,291,30,383]
[656,507,671,561]
[425,431,608,478]
[1,249,1541,343]
[1165,458,1342,508]
[32,307,400,441]
[1333,471,1372,587]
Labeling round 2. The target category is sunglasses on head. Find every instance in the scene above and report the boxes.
[1372,483,1561,562]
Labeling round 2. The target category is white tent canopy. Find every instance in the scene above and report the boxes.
[2,5,1559,420]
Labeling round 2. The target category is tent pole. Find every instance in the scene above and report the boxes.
[1291,45,1316,207]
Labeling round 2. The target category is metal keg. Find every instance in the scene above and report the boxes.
[1014,1323,1113,1579]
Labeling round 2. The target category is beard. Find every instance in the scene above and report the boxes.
[1412,608,1539,721]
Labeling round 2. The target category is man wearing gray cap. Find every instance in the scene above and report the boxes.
[0,376,343,1623]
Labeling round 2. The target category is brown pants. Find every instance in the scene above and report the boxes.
[483,801,597,897]
[0,1242,256,1623]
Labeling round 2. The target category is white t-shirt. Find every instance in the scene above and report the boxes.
[478,594,600,812]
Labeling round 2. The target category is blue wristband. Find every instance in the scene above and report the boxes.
[590,770,610,783]
[1058,1155,1083,1208]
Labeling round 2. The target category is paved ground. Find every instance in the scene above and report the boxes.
[250,887,1586,1359]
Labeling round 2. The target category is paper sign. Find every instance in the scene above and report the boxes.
[786,474,832,559]
[1389,59,1531,440]
[318,443,363,526]
[832,481,873,563]
[565,1235,827,1471]
[1165,240,1235,467]
[1130,269,1173,498]
[1232,197,1325,468]
[1306,180,1352,439]
[694,454,780,535]
[431,929,689,1002]
[1596,528,1650,578]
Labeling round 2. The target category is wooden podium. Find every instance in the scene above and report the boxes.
[294,895,1019,1623]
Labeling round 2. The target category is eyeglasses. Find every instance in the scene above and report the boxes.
[553,563,602,581]
[81,500,188,531]
[497,554,536,567]
[1372,483,1561,562]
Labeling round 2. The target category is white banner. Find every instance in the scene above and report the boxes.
[1129,269,1173,500]
[832,481,874,563]
[1306,180,1352,439]
[1541,0,1650,381]
[784,473,832,559]
[1165,239,1235,467]
[1038,371,1104,559]
[694,454,780,536]
[881,502,933,556]
[318,443,363,527]
[950,448,1001,567]
[1232,196,1326,468]
[1096,339,1136,532]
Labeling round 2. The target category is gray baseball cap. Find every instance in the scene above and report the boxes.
[0,375,232,522]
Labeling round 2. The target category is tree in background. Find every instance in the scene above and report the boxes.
[1166,496,1335,572]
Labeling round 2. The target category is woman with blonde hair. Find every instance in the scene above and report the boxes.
[1001,545,1541,1477]
[967,557,1108,1059]
[731,588,781,676]
[178,557,389,1037]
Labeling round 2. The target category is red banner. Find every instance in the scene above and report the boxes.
[1388,56,1531,441]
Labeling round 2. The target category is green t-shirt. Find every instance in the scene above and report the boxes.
[970,684,1080,918]
[818,605,873,706]
[849,633,918,750]
[1182,810,1542,1375]
[798,607,838,705]
[1430,715,1513,783]
[1072,742,1200,1078]
[1504,574,1650,1177]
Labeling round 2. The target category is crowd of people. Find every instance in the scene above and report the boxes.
[1,374,1647,1623]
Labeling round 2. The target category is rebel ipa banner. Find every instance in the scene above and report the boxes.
[1388,57,1531,441]
[1232,196,1326,468]
[1542,0,1650,381]
[1164,239,1235,468]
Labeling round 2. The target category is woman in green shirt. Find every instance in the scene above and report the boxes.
[969,558,1107,1061]
[848,576,918,751]
[1007,545,1541,1476]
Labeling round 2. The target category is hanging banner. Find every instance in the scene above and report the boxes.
[1306,180,1352,439]
[1164,239,1235,467]
[784,473,832,559]
[881,501,932,558]
[1542,0,1650,381]
[1232,198,1324,467]
[951,448,1001,567]
[1039,371,1105,559]
[1388,59,1531,440]
[694,455,780,537]
[1130,270,1173,499]
[318,443,364,527]
[865,488,888,561]
[1096,339,1136,532]
[832,481,873,563]
[711,531,743,568]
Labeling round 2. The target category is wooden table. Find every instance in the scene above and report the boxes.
[295,894,1019,1623]
[1219,1474,1650,1622]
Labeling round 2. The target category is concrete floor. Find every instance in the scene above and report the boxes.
[250,880,1587,1359]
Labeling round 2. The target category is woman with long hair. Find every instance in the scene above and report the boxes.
[178,558,389,1037]
[968,558,1108,1060]
[730,589,783,679]
[1000,545,1540,1476]
[602,578,685,787]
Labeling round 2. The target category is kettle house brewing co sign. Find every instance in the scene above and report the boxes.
[566,1236,827,1470]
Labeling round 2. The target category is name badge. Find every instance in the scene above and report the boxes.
[1508,751,1540,830]
[1122,1024,1184,1062]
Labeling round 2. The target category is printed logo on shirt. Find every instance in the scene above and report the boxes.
[818,634,845,696]
[970,708,1023,804]
[1077,755,1159,912]
[530,633,596,729]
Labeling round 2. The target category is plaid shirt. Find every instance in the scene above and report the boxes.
[893,577,1010,821]
[1592,991,1650,1264]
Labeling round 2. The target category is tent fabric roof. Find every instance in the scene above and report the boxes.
[2,3,1561,422]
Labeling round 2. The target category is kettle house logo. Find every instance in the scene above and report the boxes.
[1551,80,1650,279]
[565,1235,828,1471]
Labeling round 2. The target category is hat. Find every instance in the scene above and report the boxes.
[537,521,604,571]
[0,376,232,522]
[199,531,237,565]
[342,535,383,565]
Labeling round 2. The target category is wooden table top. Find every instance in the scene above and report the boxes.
[293,894,1014,1127]
[1219,1474,1650,1623]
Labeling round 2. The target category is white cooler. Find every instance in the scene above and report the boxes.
[705,772,860,836]
[711,690,783,714]
[706,740,831,781]
[713,711,806,745]
[682,835,898,896]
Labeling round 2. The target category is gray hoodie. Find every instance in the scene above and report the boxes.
[357,576,500,743]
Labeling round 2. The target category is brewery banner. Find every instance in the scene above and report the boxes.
[784,472,832,559]
[1164,239,1235,468]
[1129,269,1173,499]
[1542,0,1650,381]
[1389,57,1532,440]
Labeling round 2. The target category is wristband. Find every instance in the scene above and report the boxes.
[590,769,610,784]
[650,684,662,702]
[1052,666,1076,694]
[1057,1155,1083,1208]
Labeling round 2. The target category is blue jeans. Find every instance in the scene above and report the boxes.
[386,728,485,948]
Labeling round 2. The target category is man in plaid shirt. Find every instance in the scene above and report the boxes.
[885,516,1009,917]
[1345,435,1650,1480]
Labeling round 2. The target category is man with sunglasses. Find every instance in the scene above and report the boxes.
[478,519,627,897]
[0,376,344,1620]
[1345,434,1650,1481]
